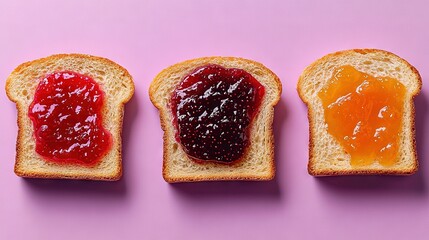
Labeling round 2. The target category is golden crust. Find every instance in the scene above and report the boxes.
[6,54,134,181]
[297,49,421,176]
[149,56,281,183]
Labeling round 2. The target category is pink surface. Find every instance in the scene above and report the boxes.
[0,0,428,239]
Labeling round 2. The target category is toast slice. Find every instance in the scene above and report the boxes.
[298,49,421,176]
[150,57,282,182]
[5,54,134,180]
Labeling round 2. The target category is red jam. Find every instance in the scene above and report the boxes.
[171,64,265,163]
[28,71,112,166]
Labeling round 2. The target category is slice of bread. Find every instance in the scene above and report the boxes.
[150,57,282,182]
[298,49,422,176]
[5,54,134,181]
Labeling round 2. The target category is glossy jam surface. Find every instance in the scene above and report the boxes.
[171,64,265,163]
[318,65,406,166]
[29,71,112,166]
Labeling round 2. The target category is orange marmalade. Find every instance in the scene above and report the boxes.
[318,65,406,167]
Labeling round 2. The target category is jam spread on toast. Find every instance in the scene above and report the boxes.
[171,64,265,163]
[318,65,405,166]
[29,71,112,166]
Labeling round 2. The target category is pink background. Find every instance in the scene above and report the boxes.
[1,0,428,239]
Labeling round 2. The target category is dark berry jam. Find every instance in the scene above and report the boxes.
[28,71,112,166]
[171,64,265,163]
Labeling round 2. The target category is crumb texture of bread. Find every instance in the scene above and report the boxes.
[150,57,282,182]
[6,54,134,181]
[297,49,421,176]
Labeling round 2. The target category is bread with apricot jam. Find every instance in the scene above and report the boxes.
[298,49,421,176]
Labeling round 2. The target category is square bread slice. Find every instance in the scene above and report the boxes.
[149,57,282,182]
[297,49,421,176]
[5,54,134,180]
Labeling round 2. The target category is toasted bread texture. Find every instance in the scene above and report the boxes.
[298,49,421,176]
[6,54,134,181]
[150,57,282,182]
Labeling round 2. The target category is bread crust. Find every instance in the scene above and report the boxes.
[6,54,134,181]
[149,57,281,182]
[297,49,421,176]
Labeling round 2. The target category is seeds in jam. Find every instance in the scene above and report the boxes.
[28,71,112,166]
[318,65,406,167]
[171,64,265,163]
